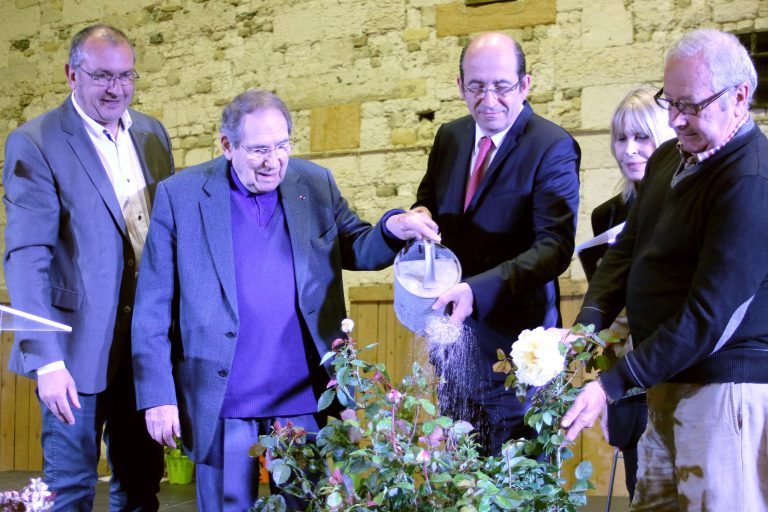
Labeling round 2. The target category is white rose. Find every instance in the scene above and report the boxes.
[341,318,355,334]
[511,327,566,386]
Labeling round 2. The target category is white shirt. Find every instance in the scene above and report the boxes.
[71,95,151,266]
[37,98,152,377]
[469,123,514,177]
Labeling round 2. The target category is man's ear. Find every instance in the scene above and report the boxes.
[65,63,77,91]
[221,134,234,159]
[733,82,750,116]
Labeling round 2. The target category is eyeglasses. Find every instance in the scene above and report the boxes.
[463,77,524,98]
[240,140,292,161]
[79,67,140,87]
[654,87,730,116]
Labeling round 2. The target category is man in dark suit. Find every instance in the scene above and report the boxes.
[415,32,580,455]
[3,24,173,509]
[131,89,438,511]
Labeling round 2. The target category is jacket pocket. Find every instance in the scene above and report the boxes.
[51,286,83,311]
[311,225,338,248]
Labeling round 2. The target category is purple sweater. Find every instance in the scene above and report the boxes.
[219,168,317,418]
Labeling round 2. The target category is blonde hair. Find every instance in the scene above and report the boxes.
[610,86,676,202]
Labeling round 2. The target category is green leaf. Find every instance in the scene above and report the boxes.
[504,373,516,390]
[430,473,452,483]
[271,461,291,485]
[336,366,350,387]
[336,387,351,408]
[319,351,336,365]
[574,460,593,479]
[496,348,507,361]
[491,494,515,509]
[596,354,614,371]
[317,389,335,412]
[419,399,436,416]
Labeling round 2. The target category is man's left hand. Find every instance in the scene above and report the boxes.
[386,208,440,242]
[432,282,474,324]
[560,380,608,442]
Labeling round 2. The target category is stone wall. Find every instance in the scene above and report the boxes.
[1,0,766,296]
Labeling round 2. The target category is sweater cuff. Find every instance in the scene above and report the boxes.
[574,305,605,331]
[599,356,643,402]
[380,208,407,251]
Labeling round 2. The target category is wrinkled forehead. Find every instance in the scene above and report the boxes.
[462,47,520,83]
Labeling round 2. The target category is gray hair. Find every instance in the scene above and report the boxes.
[69,24,134,69]
[610,86,676,202]
[665,29,757,106]
[220,89,293,147]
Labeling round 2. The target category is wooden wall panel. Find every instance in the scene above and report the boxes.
[0,330,16,471]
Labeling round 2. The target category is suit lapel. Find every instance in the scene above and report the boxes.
[447,120,476,213]
[60,98,128,236]
[129,119,161,204]
[200,157,238,314]
[279,165,311,298]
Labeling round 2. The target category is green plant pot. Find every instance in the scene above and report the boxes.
[166,454,195,485]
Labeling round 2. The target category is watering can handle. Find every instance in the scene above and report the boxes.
[423,239,437,289]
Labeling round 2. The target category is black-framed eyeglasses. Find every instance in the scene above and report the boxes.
[78,67,140,87]
[654,87,730,116]
[462,77,524,99]
[240,140,293,161]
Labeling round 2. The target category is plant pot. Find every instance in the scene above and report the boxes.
[165,454,195,485]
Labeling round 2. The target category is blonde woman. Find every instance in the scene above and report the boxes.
[591,86,675,500]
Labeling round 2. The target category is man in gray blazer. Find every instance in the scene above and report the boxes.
[3,24,173,510]
[131,89,438,511]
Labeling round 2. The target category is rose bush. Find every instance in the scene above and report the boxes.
[252,321,617,512]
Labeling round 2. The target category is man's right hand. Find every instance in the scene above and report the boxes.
[38,367,81,425]
[145,405,181,447]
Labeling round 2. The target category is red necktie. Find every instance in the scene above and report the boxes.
[464,136,493,211]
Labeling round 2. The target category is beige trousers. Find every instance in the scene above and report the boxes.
[631,382,768,512]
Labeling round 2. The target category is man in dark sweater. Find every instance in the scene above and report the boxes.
[561,30,768,510]
[131,89,439,511]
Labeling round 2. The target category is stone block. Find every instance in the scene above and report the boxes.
[0,2,39,40]
[310,103,361,152]
[575,133,615,171]
[273,4,367,46]
[555,42,667,89]
[403,27,431,42]
[436,0,556,37]
[581,167,622,214]
[713,0,758,22]
[183,147,215,168]
[391,127,418,146]
[582,1,634,49]
[581,84,647,131]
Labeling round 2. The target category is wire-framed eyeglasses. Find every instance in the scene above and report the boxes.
[654,87,730,116]
[78,68,140,87]
[240,140,293,162]
[462,77,524,99]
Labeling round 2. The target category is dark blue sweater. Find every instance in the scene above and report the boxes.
[578,122,768,400]
[220,169,317,418]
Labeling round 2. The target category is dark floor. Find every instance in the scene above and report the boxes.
[0,470,629,511]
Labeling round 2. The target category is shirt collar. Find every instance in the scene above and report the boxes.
[677,112,750,167]
[70,94,132,139]
[474,122,513,152]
